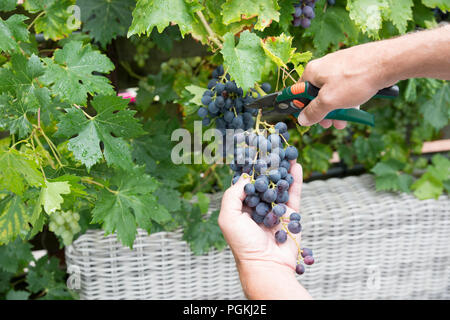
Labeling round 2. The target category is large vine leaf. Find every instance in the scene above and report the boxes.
[305,2,359,54]
[23,0,80,40]
[419,82,450,130]
[0,15,29,54]
[371,159,413,193]
[0,148,43,195]
[278,0,296,32]
[221,0,280,31]
[347,0,388,38]
[0,239,34,273]
[385,0,414,34]
[77,0,135,48]
[40,41,115,106]
[221,30,266,93]
[0,0,17,11]
[0,195,30,245]
[421,0,450,11]
[411,154,450,200]
[34,180,71,215]
[128,0,200,37]
[56,95,144,170]
[91,167,171,248]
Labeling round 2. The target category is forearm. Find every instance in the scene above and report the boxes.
[237,261,312,300]
[379,24,450,85]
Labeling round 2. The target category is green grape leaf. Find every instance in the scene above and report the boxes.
[404,78,417,102]
[0,15,29,54]
[371,159,412,193]
[185,85,207,107]
[413,0,437,28]
[195,192,210,215]
[0,0,17,12]
[421,0,449,11]
[34,180,71,215]
[0,148,44,195]
[6,290,30,300]
[260,34,294,68]
[419,82,450,130]
[26,255,72,299]
[354,134,384,165]
[56,95,144,170]
[222,0,280,31]
[183,209,227,255]
[23,0,80,40]
[0,195,30,245]
[77,0,134,48]
[221,30,266,93]
[385,0,413,34]
[0,270,13,292]
[347,0,388,38]
[301,143,333,173]
[91,167,171,248]
[411,171,443,200]
[128,0,199,37]
[306,2,359,54]
[40,41,115,106]
[0,239,34,274]
[429,154,450,180]
[278,0,296,32]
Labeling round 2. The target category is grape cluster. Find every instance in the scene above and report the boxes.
[230,121,314,275]
[292,0,317,29]
[49,210,81,246]
[198,66,272,134]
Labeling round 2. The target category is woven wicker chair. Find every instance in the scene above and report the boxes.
[65,174,450,300]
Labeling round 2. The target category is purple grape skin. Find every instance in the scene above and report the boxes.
[255,202,270,216]
[262,188,277,203]
[245,195,260,208]
[263,212,278,228]
[276,179,289,192]
[268,169,281,183]
[285,173,294,185]
[275,190,289,204]
[302,5,314,19]
[290,212,301,221]
[273,204,286,217]
[285,146,298,160]
[304,255,315,265]
[232,175,240,185]
[278,167,288,178]
[301,247,313,258]
[294,6,302,18]
[252,212,264,224]
[300,17,311,28]
[288,221,302,234]
[280,160,291,171]
[254,177,268,193]
[296,263,305,275]
[275,230,287,243]
[274,122,287,133]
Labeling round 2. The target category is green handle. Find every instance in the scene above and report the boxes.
[278,82,399,127]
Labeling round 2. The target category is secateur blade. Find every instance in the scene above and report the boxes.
[246,93,280,115]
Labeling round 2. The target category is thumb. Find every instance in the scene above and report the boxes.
[219,175,251,223]
[297,90,332,126]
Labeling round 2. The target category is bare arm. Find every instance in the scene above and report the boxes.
[298,24,450,127]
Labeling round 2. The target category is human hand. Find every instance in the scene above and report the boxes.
[218,160,303,272]
[298,42,396,129]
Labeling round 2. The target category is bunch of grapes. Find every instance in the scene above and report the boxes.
[292,0,317,28]
[49,210,81,246]
[230,121,315,275]
[198,65,272,134]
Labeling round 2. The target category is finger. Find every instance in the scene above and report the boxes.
[319,119,332,129]
[332,120,347,129]
[219,175,251,223]
[297,89,333,126]
[287,161,303,212]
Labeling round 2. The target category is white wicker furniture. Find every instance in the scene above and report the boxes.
[65,174,450,299]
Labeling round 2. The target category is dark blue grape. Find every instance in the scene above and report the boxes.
[268,169,281,183]
[301,247,313,258]
[303,5,314,19]
[197,107,208,118]
[201,94,212,106]
[290,212,301,221]
[294,6,302,18]
[276,179,289,192]
[254,178,268,193]
[244,183,256,195]
[275,190,289,204]
[295,263,305,275]
[261,82,271,93]
[208,101,219,114]
[278,167,287,179]
[293,17,301,27]
[285,146,298,160]
[274,122,287,133]
[273,204,286,217]
[300,17,311,28]
[232,116,243,129]
[215,82,225,94]
[285,173,294,185]
[281,131,290,142]
[232,175,240,185]
[215,95,225,107]
[304,255,314,265]
[224,111,234,123]
[263,212,278,228]
[262,188,277,203]
[280,160,291,171]
[208,79,218,89]
[245,195,260,207]
[255,202,270,216]
[275,230,287,243]
[252,212,264,223]
[202,117,211,126]
[288,221,302,234]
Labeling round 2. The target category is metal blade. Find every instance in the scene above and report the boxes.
[246,93,278,109]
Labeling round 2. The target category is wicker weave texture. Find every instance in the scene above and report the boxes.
[65,174,450,300]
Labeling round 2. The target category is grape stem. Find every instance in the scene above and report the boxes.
[81,177,118,195]
[196,11,223,49]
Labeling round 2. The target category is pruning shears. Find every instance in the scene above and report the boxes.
[247,81,399,126]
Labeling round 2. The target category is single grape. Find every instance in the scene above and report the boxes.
[278,167,288,179]
[262,188,277,203]
[304,256,314,265]
[285,173,294,185]
[261,82,271,93]
[268,169,281,183]
[254,177,269,193]
[294,6,302,18]
[288,221,302,234]
[207,79,218,89]
[197,107,208,118]
[303,5,314,19]
[301,247,313,257]
[201,94,212,106]
[245,195,260,207]
[202,117,211,126]
[232,175,240,185]
[273,204,286,217]
[263,212,278,228]
[244,183,256,195]
[285,146,298,160]
[276,179,289,192]
[251,212,264,224]
[275,190,289,204]
[274,122,287,133]
[300,17,311,28]
[295,263,305,275]
[290,212,301,221]
[255,202,270,216]
[280,159,291,171]
[215,82,225,94]
[275,230,287,243]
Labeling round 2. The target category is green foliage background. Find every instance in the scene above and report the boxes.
[0,0,448,299]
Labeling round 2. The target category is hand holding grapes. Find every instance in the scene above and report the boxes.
[219,161,312,299]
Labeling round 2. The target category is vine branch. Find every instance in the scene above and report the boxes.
[196,11,223,49]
